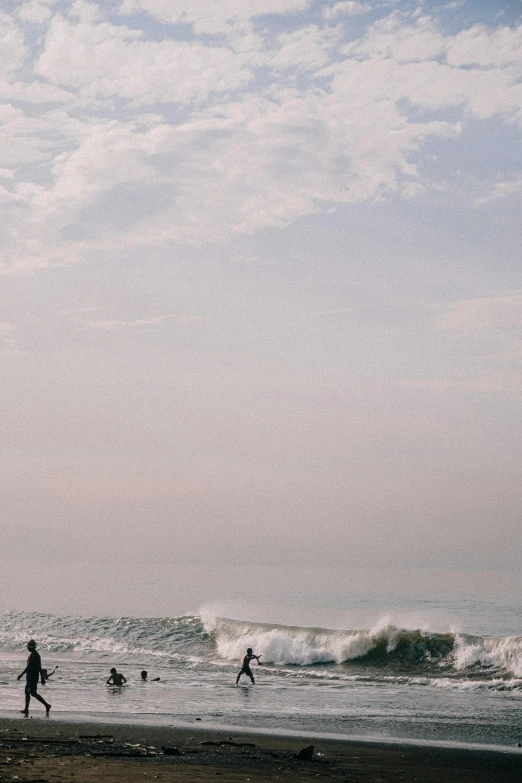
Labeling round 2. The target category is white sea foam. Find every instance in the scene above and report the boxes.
[4,609,522,681]
[453,634,522,676]
[410,676,522,692]
[205,615,442,666]
[202,614,522,681]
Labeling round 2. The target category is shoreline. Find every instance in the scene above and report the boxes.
[1,716,522,782]
[2,709,522,756]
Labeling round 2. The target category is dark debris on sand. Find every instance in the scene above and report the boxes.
[1,722,522,783]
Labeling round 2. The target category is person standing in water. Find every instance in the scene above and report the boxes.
[236,648,262,685]
[106,668,127,686]
[17,640,51,716]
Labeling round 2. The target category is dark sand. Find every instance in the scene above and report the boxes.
[1,717,521,782]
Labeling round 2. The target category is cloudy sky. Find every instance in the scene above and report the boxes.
[1,0,521,568]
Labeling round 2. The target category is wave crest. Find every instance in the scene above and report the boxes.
[454,634,522,676]
[205,616,455,668]
[3,610,522,681]
[205,616,522,678]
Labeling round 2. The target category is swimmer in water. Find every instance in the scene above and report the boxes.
[236,648,262,685]
[140,670,160,682]
[106,668,127,686]
[41,666,58,684]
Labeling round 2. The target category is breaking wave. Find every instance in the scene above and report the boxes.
[204,615,522,679]
[2,610,522,681]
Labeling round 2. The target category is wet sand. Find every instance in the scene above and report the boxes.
[1,717,521,782]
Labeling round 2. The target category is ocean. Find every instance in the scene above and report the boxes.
[1,562,521,748]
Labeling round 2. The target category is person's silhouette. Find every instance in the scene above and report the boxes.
[17,640,51,716]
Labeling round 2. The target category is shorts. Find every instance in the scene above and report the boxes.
[25,676,39,696]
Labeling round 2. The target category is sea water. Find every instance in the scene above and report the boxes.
[0,562,521,747]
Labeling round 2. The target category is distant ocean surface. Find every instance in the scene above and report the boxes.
[0,562,521,747]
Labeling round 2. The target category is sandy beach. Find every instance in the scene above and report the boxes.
[1,717,521,783]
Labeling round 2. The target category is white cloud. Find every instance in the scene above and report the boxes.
[86,315,210,329]
[0,5,521,270]
[118,0,311,35]
[323,2,372,20]
[0,104,78,166]
[9,116,166,242]
[69,0,104,23]
[0,12,26,73]
[0,63,461,267]
[408,293,522,397]
[17,1,60,24]
[331,14,522,125]
[401,180,424,198]
[95,86,457,246]
[476,177,522,205]
[36,15,254,105]
[271,25,340,72]
[435,293,522,337]
[0,184,26,206]
[343,12,446,61]
[0,79,75,104]
[447,23,522,71]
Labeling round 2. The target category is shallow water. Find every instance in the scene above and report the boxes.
[0,562,521,747]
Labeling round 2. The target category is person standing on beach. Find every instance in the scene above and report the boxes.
[17,639,51,716]
[236,648,262,685]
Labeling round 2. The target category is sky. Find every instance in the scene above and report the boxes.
[0,0,521,569]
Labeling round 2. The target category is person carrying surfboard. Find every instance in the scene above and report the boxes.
[236,648,262,685]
